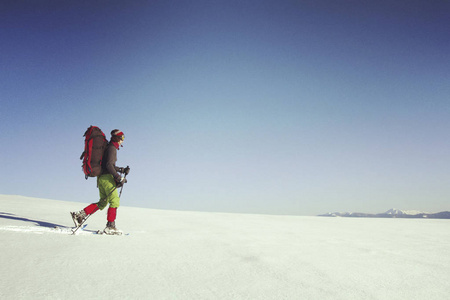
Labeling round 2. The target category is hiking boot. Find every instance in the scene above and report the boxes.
[104,221,122,235]
[71,210,87,227]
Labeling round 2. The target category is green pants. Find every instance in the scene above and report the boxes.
[96,174,120,210]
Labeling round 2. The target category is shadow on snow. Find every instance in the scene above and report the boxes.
[0,212,70,229]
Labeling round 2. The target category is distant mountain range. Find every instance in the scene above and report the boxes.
[318,209,450,219]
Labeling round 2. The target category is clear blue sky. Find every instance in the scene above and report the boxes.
[1,0,449,215]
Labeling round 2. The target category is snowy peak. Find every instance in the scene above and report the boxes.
[384,208,405,215]
[384,208,428,215]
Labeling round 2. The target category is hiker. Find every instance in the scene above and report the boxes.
[72,129,130,234]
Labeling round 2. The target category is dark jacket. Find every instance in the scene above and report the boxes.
[101,142,122,182]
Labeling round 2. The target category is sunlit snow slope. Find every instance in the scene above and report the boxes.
[1,195,449,300]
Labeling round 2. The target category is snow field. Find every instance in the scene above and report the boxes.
[0,195,449,299]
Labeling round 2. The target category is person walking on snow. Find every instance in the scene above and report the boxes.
[71,129,129,234]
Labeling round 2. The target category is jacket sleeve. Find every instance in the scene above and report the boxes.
[105,146,121,181]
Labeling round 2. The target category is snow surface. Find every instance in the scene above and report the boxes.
[1,195,449,300]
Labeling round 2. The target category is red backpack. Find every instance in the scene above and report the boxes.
[80,126,108,179]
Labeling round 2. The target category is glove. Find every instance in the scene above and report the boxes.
[117,166,130,175]
[115,177,127,188]
[123,166,130,175]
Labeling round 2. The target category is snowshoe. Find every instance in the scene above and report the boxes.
[71,210,87,227]
[103,221,123,235]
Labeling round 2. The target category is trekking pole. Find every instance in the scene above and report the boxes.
[99,166,128,200]
[102,186,118,201]
[119,169,129,198]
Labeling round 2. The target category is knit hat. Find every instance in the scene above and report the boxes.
[111,129,125,141]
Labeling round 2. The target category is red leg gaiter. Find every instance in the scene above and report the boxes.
[107,207,117,222]
[84,204,99,215]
